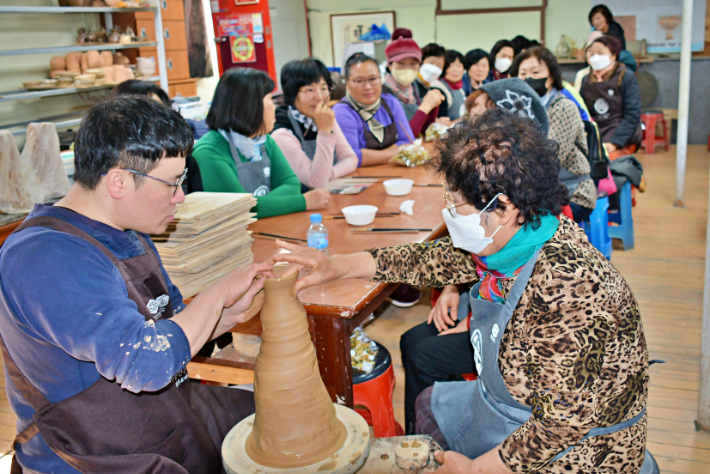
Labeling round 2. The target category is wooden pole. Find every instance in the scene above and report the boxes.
[698,165,710,431]
[675,0,693,207]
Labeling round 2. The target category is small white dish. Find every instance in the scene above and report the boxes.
[383,179,414,196]
[341,205,378,226]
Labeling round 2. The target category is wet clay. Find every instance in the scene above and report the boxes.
[245,265,347,468]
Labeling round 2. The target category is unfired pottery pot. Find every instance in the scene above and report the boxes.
[244,267,346,469]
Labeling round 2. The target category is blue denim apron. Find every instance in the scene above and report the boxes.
[430,248,651,469]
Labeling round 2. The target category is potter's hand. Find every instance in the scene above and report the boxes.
[433,451,475,473]
[428,284,459,332]
[218,263,273,312]
[272,241,377,294]
[221,274,266,324]
[272,241,339,294]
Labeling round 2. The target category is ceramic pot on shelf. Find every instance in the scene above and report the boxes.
[108,28,122,44]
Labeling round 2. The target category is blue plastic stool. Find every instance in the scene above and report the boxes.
[608,181,635,250]
[582,195,613,260]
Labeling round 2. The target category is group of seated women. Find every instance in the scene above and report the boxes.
[104,4,650,470]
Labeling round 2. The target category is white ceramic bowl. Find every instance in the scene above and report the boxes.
[383,179,414,196]
[341,205,378,226]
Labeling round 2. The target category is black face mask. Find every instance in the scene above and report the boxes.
[524,77,549,97]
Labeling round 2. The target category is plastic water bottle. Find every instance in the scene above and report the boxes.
[307,213,329,254]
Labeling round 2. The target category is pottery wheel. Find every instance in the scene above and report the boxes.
[223,404,370,474]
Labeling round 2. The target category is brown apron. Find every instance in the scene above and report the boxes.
[581,63,642,146]
[341,98,398,150]
[2,215,254,474]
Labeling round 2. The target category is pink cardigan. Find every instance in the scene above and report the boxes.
[271,121,358,190]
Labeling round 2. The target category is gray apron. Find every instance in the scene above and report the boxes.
[431,248,648,466]
[439,80,466,121]
[286,113,335,164]
[559,168,591,197]
[225,134,271,197]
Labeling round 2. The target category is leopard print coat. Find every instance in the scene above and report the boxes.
[367,217,648,473]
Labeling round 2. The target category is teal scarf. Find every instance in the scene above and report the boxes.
[471,214,559,302]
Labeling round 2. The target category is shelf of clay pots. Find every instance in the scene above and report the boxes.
[3,117,84,137]
[0,42,159,57]
[0,6,155,14]
[0,76,160,103]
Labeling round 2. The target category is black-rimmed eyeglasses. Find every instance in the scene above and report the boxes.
[124,168,187,196]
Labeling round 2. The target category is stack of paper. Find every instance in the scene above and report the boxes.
[152,192,256,298]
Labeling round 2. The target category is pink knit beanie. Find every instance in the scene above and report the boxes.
[385,28,422,64]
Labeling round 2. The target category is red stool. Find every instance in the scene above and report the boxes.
[640,111,669,154]
[353,342,404,437]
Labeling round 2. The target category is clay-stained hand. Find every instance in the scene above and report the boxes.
[433,451,475,473]
[218,263,272,315]
[428,284,459,332]
[272,240,339,294]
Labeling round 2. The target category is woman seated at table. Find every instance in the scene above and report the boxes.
[462,48,490,96]
[430,50,466,122]
[414,43,446,99]
[580,35,641,160]
[382,28,444,137]
[487,39,516,81]
[397,78,551,436]
[112,79,204,194]
[271,58,358,191]
[274,109,650,474]
[193,67,330,218]
[333,53,415,167]
[511,46,596,223]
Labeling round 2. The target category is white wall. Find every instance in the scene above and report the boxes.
[306,0,592,68]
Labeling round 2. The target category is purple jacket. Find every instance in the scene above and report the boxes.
[333,93,414,166]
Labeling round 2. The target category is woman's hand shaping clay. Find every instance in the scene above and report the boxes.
[272,241,377,294]
[428,284,459,332]
[272,241,339,294]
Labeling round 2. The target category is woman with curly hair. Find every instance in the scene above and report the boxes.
[273,109,653,473]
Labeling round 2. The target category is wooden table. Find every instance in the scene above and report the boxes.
[193,164,447,407]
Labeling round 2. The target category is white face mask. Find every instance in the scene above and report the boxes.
[588,54,612,71]
[494,57,512,73]
[419,63,442,84]
[391,67,418,87]
[442,193,503,255]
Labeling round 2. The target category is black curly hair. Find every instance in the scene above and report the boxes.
[433,108,569,229]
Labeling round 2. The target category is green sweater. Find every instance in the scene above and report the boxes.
[193,131,306,218]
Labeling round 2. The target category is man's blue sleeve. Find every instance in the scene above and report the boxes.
[0,230,192,393]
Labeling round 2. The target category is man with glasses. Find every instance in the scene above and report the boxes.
[272,58,359,191]
[0,96,270,473]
